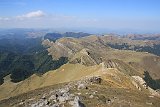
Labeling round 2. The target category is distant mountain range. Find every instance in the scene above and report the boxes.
[44,32,91,41]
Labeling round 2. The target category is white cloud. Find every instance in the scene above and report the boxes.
[0,17,10,21]
[16,10,45,19]
[0,10,160,33]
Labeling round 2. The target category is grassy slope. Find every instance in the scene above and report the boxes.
[1,66,159,107]
[103,49,160,79]
[0,48,159,100]
[0,61,139,100]
[0,64,100,100]
[1,35,160,102]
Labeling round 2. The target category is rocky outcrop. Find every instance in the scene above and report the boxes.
[104,60,119,68]
[13,76,102,107]
[132,76,160,97]
[69,49,103,66]
[69,96,85,107]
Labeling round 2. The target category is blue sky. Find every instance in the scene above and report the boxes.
[0,0,160,33]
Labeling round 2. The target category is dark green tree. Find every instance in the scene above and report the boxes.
[143,71,160,90]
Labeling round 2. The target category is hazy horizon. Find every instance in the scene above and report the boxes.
[0,0,160,33]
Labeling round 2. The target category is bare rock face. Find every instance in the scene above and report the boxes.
[69,96,85,107]
[89,95,94,99]
[57,93,70,103]
[30,99,49,107]
[132,76,160,97]
[104,60,119,68]
[89,76,102,84]
[77,84,87,90]
[69,49,102,66]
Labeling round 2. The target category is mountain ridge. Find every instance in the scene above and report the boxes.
[1,33,160,106]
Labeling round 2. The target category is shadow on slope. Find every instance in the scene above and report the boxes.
[10,54,68,83]
[0,38,68,84]
[143,71,160,90]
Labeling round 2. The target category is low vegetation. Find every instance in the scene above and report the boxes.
[0,37,68,84]
[143,71,160,90]
[107,43,160,56]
